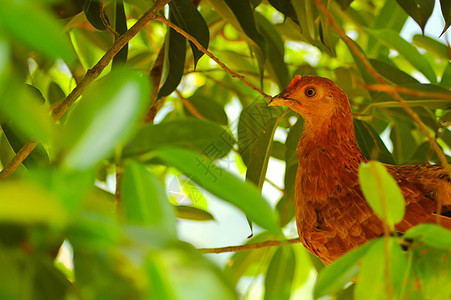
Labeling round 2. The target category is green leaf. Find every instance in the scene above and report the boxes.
[0,181,67,227]
[246,117,278,190]
[336,0,354,10]
[83,0,107,31]
[358,161,405,229]
[0,0,74,61]
[183,94,228,125]
[314,240,374,298]
[440,0,451,35]
[369,59,419,85]
[47,82,66,105]
[292,0,317,42]
[255,12,290,90]
[154,147,281,235]
[354,238,407,300]
[267,0,298,22]
[238,102,283,165]
[112,1,128,69]
[264,246,295,300]
[169,0,209,67]
[175,205,215,221]
[123,118,235,160]
[413,34,449,60]
[60,70,152,170]
[367,29,436,83]
[121,162,177,237]
[404,224,451,249]
[389,117,416,164]
[354,119,395,164]
[158,9,186,98]
[0,82,54,144]
[395,0,434,33]
[440,63,451,87]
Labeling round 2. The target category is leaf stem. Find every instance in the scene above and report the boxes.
[199,238,300,254]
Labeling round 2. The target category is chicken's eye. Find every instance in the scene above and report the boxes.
[305,87,316,97]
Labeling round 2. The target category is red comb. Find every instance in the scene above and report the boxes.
[286,75,302,90]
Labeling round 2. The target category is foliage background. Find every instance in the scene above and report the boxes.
[0,0,450,299]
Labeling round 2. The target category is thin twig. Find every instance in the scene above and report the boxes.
[0,0,173,179]
[364,84,451,100]
[199,238,300,254]
[153,15,271,100]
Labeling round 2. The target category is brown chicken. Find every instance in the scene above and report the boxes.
[269,75,451,265]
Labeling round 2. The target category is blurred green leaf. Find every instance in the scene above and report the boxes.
[369,59,419,85]
[0,82,54,144]
[175,205,215,221]
[314,240,374,298]
[367,29,436,83]
[0,181,66,226]
[47,82,66,105]
[155,147,281,235]
[124,118,235,159]
[413,34,449,60]
[440,63,451,87]
[0,0,74,61]
[264,246,295,300]
[395,0,434,33]
[60,70,152,170]
[404,224,451,249]
[121,162,177,237]
[358,161,405,228]
[354,238,407,300]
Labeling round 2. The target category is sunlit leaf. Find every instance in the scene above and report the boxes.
[0,0,74,61]
[60,70,152,170]
[314,240,375,298]
[358,161,405,228]
[367,29,436,83]
[404,223,451,249]
[155,147,281,235]
[121,162,177,237]
[264,246,295,300]
[175,205,215,221]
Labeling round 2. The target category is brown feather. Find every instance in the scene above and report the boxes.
[269,75,451,265]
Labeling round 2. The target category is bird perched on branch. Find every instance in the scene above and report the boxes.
[269,75,451,265]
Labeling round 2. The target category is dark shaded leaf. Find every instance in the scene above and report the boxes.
[47,82,66,105]
[440,0,451,35]
[354,119,395,164]
[124,118,235,159]
[267,0,298,22]
[169,0,209,67]
[389,117,416,164]
[112,1,128,69]
[158,10,186,98]
[264,246,295,300]
[83,0,107,30]
[395,0,434,33]
[155,147,281,235]
[336,0,354,10]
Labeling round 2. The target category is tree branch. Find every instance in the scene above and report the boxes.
[199,238,300,254]
[0,0,173,179]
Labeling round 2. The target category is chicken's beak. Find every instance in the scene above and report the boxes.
[268,94,287,107]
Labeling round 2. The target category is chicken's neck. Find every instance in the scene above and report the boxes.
[296,117,367,201]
